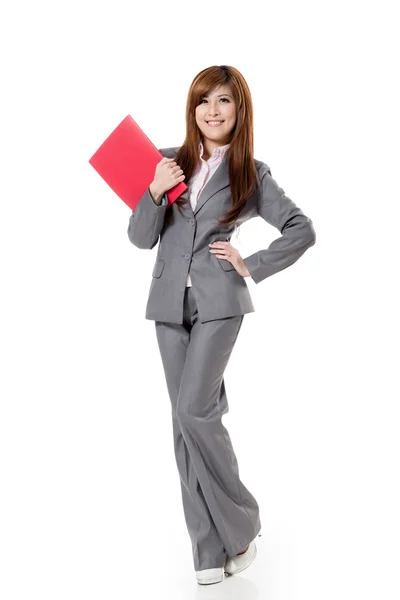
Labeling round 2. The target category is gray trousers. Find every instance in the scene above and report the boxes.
[155,286,261,571]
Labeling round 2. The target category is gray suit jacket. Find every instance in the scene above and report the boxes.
[127,146,316,324]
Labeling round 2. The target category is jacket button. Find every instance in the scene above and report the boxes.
[184,253,191,259]
[189,219,195,225]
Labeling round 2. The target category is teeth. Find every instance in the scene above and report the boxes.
[207,121,223,126]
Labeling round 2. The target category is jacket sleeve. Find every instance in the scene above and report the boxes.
[243,167,316,284]
[126,150,169,250]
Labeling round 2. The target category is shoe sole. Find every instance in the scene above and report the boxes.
[196,575,224,585]
[224,543,257,576]
[196,568,224,585]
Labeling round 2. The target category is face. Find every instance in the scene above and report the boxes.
[195,84,237,154]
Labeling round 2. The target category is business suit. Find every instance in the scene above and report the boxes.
[127,146,316,324]
[127,146,315,571]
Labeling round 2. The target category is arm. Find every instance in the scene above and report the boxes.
[243,167,316,284]
[127,150,169,250]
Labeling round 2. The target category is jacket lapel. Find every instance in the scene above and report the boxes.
[177,152,230,216]
[193,155,230,215]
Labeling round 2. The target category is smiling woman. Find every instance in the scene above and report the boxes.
[166,66,262,228]
[196,87,236,159]
[127,64,316,586]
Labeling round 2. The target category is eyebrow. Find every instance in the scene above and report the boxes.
[201,94,232,98]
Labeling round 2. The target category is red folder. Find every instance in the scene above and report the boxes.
[89,115,187,210]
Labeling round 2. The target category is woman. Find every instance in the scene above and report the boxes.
[127,65,316,585]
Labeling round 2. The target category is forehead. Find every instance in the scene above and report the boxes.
[201,84,232,97]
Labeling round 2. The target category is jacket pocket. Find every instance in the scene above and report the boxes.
[152,258,166,278]
[217,257,236,272]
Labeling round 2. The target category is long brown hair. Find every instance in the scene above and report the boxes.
[166,65,261,227]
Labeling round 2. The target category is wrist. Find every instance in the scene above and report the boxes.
[241,257,251,277]
[149,182,164,204]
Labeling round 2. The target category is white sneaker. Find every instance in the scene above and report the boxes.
[224,540,257,576]
[195,567,224,585]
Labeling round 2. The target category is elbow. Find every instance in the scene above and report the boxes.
[127,214,152,249]
[127,215,137,246]
[127,230,153,250]
[306,220,316,247]
[127,224,139,247]
[127,225,149,249]
[127,227,158,250]
[284,215,316,248]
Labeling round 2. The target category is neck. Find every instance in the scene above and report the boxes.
[201,138,229,160]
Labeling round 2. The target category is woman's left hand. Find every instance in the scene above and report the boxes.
[209,241,251,277]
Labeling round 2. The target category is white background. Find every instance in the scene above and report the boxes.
[1,1,399,598]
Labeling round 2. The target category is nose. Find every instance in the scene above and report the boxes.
[208,101,220,118]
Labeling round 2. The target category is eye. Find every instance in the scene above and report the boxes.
[200,98,229,104]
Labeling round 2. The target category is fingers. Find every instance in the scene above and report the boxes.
[209,241,235,259]
[156,158,186,191]
[161,158,184,177]
[209,241,230,247]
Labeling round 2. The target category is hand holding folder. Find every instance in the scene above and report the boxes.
[89,115,187,211]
